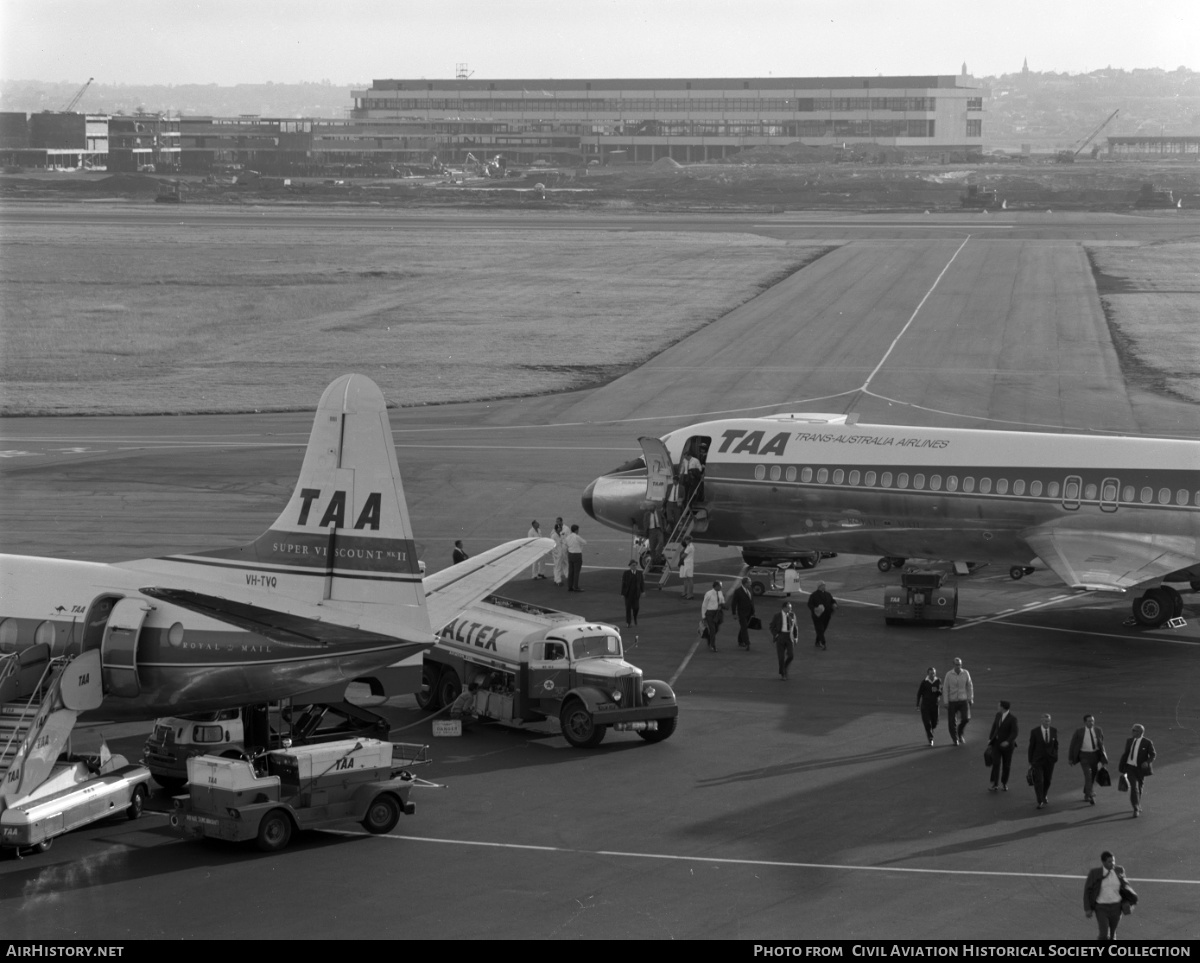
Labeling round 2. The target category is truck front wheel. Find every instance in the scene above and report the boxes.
[437,669,462,708]
[560,700,606,748]
[638,716,677,743]
[255,810,293,852]
[415,664,441,711]
[361,794,401,835]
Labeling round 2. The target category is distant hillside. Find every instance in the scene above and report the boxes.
[3,69,1198,150]
[981,66,1200,150]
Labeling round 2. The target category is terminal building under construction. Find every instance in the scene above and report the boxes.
[3,73,989,173]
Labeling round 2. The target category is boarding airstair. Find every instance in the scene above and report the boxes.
[654,491,709,589]
[0,645,103,809]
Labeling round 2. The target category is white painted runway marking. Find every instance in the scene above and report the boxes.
[953,593,1084,629]
[669,639,703,688]
[328,831,1200,887]
[861,235,972,393]
[976,620,1200,648]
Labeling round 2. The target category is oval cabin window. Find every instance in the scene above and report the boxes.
[881,472,893,487]
[769,465,781,481]
[754,465,766,480]
[801,467,813,483]
[785,467,796,482]
[1012,479,1025,496]
[848,470,861,486]
[1030,480,1043,496]
[913,474,925,490]
[996,479,1009,495]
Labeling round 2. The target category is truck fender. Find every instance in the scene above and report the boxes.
[561,686,608,714]
[351,780,415,819]
[640,679,677,706]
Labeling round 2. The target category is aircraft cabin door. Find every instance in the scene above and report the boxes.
[638,437,675,506]
[100,597,151,698]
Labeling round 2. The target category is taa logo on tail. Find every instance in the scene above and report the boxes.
[297,489,382,530]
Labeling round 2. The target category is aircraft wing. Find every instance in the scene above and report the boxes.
[139,588,413,648]
[1021,526,1200,592]
[424,536,554,630]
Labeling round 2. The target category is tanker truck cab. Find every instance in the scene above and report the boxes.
[421,596,678,748]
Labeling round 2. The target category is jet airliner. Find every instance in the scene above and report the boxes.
[0,374,550,719]
[582,413,1199,627]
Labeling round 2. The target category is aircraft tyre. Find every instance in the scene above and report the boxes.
[799,555,817,569]
[1167,586,1185,617]
[750,581,767,597]
[415,663,441,711]
[361,794,401,835]
[638,716,677,743]
[1010,566,1025,580]
[560,699,606,748]
[126,785,147,821]
[255,810,293,852]
[1132,589,1173,628]
[436,668,462,708]
[878,558,892,573]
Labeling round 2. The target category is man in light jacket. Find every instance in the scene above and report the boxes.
[943,657,974,746]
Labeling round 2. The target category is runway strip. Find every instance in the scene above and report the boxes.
[329,831,1200,886]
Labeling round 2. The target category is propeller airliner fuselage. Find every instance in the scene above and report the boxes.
[582,413,1200,627]
[0,375,550,719]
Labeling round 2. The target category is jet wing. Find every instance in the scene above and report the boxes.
[424,536,554,630]
[139,588,409,648]
[1021,526,1200,592]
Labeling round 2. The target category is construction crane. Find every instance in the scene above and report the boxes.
[63,78,94,113]
[1056,109,1119,163]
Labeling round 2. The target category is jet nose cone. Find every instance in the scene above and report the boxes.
[582,479,597,520]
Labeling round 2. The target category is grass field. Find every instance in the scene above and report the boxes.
[0,219,826,415]
[1085,241,1200,404]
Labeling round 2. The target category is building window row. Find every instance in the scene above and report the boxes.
[359,96,939,114]
[749,464,1200,507]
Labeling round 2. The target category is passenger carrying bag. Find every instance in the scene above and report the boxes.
[1096,766,1112,788]
[1117,772,1130,792]
[984,746,996,768]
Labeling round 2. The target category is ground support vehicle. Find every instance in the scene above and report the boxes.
[418,595,678,748]
[143,701,391,792]
[1,753,151,857]
[169,739,424,852]
[884,570,958,626]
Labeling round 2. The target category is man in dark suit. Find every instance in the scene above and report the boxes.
[619,560,645,628]
[730,577,756,650]
[1028,712,1059,809]
[1068,714,1107,805]
[769,601,798,680]
[1118,723,1156,818]
[806,582,836,650]
[987,700,1019,791]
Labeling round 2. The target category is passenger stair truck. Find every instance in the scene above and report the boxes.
[1,646,151,855]
[418,595,678,748]
[169,738,422,852]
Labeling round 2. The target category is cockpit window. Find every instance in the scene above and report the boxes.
[607,456,646,475]
[571,635,622,660]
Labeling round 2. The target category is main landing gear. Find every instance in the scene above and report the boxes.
[1132,586,1184,628]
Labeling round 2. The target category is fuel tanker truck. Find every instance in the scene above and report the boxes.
[417,595,678,748]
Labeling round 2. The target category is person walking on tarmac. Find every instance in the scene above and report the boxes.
[701,580,726,651]
[807,581,836,650]
[944,657,974,745]
[730,577,756,649]
[770,601,798,679]
[916,667,943,746]
[620,559,645,628]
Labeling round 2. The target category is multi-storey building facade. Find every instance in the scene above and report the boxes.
[352,75,985,164]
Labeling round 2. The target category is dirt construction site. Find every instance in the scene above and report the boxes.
[4,151,1200,212]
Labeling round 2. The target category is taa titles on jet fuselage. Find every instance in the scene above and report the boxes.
[582,412,1199,627]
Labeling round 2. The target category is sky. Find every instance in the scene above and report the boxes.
[1,0,1196,86]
